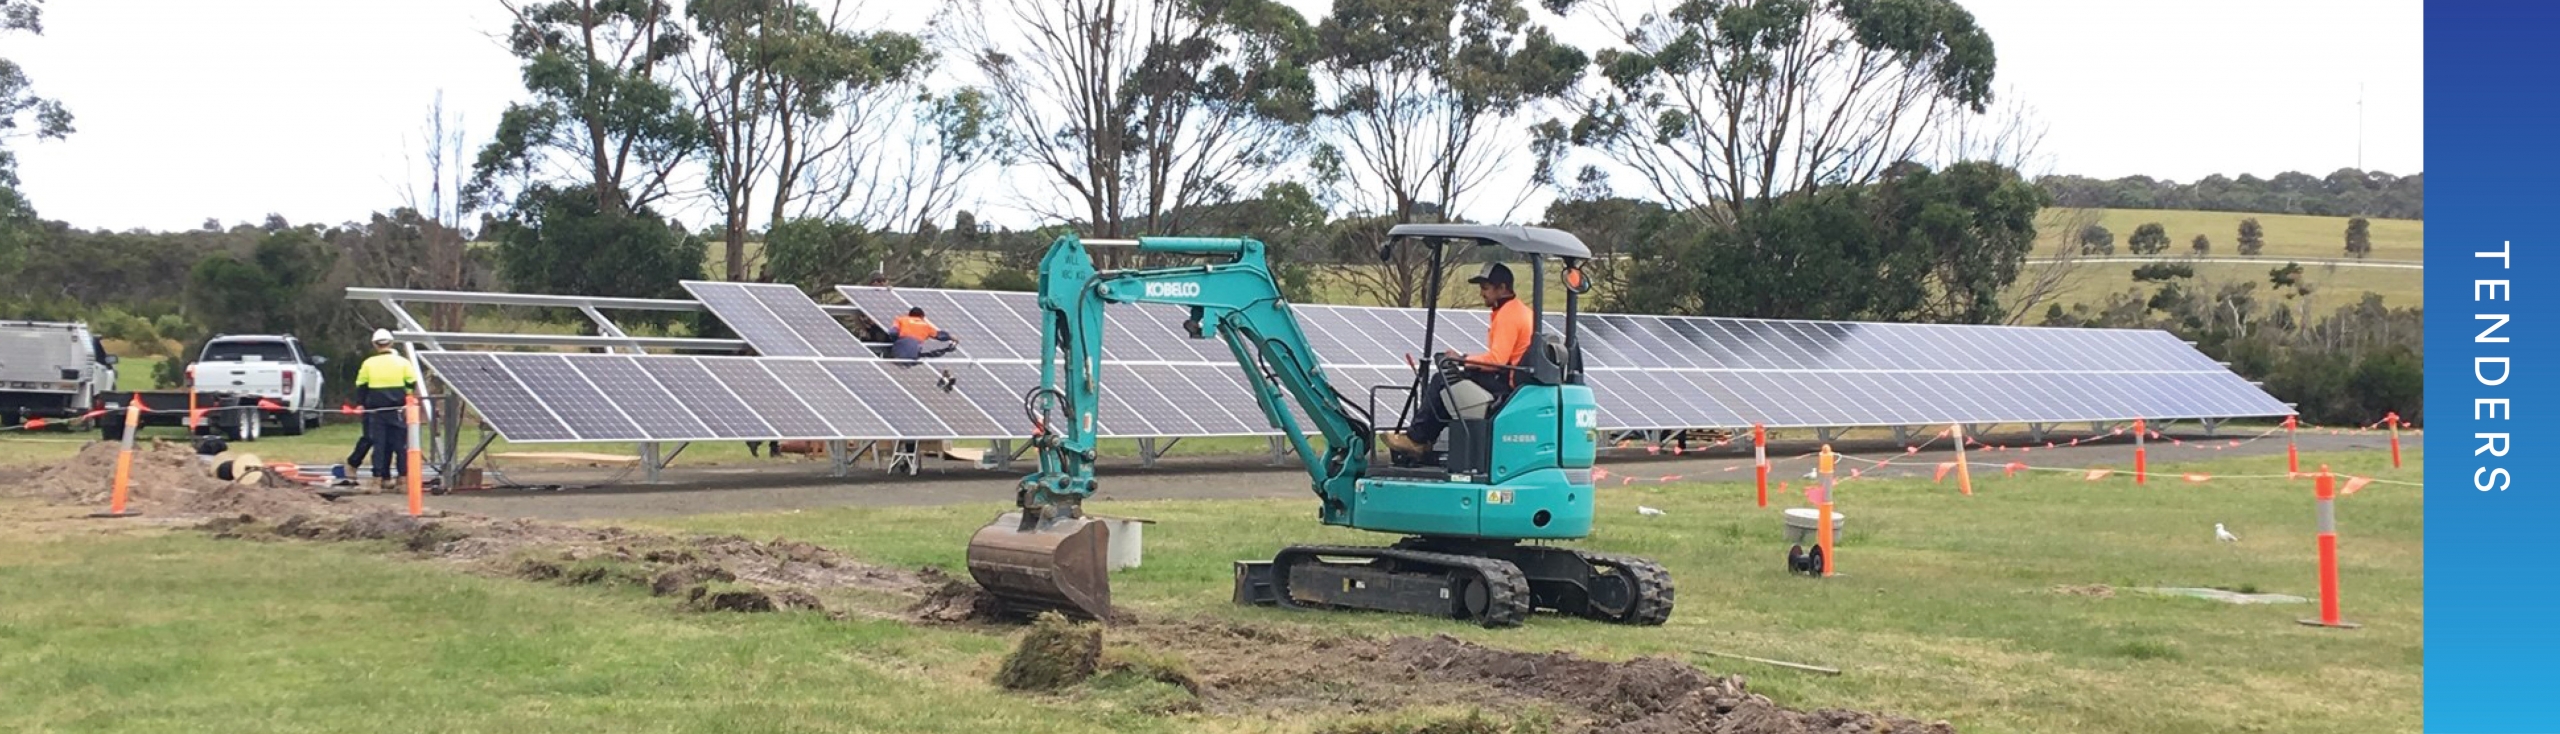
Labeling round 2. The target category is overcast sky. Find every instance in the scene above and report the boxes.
[9,0,2422,233]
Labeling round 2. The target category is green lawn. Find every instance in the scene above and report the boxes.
[656,447,2419,734]
[0,527,1169,734]
[0,447,2420,733]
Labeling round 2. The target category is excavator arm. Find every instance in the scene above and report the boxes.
[969,233,1377,620]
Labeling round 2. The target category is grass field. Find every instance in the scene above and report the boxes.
[2018,258,2424,314]
[0,446,2421,733]
[2035,209,2422,262]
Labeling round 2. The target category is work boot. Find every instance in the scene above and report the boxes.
[1384,434,1426,456]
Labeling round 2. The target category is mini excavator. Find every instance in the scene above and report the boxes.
[965,224,1673,628]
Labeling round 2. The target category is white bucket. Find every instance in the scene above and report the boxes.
[1093,516,1155,571]
[1780,508,1845,545]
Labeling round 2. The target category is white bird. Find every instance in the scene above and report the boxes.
[2216,524,2240,543]
[1803,468,1820,480]
[1638,506,1666,517]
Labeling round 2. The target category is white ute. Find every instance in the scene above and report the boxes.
[189,335,326,436]
[0,320,119,425]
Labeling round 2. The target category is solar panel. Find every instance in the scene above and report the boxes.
[634,356,775,439]
[747,285,874,358]
[505,354,648,440]
[575,355,713,440]
[416,352,579,442]
[682,281,875,358]
[760,358,895,438]
[699,357,838,439]
[684,281,818,358]
[883,359,1009,437]
[820,360,952,437]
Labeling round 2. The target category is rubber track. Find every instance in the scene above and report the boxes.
[1575,551,1675,626]
[1276,544,1533,628]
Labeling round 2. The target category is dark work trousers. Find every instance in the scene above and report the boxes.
[891,337,955,360]
[346,429,375,471]
[1405,370,1513,446]
[364,391,408,480]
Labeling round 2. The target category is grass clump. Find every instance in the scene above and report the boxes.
[994,611,1102,691]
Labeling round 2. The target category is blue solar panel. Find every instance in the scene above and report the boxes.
[573,355,712,440]
[684,281,820,358]
[635,357,774,439]
[416,353,578,442]
[504,354,647,440]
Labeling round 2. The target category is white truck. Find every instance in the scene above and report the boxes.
[0,320,119,426]
[95,334,331,442]
[186,334,328,437]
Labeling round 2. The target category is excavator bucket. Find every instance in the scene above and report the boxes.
[966,511,1113,621]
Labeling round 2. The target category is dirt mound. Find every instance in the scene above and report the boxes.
[910,578,1010,623]
[1104,623,1949,733]
[1376,635,1952,734]
[16,440,224,504]
[195,508,948,621]
[8,440,335,517]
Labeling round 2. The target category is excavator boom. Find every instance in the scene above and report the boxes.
[967,234,1369,621]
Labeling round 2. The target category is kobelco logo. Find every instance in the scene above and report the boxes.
[1144,281,1202,298]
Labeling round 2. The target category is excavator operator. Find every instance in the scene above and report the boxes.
[1385,261,1532,457]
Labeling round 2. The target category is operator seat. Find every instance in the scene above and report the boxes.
[1434,334,1574,477]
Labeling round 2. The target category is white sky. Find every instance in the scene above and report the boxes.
[9,0,2422,233]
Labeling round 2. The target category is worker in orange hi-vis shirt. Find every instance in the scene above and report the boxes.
[890,307,958,360]
[1385,262,1531,457]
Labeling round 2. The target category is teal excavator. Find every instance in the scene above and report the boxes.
[965,224,1673,628]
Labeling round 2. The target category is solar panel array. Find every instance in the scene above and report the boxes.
[417,351,1291,443]
[682,281,873,358]
[417,285,2292,444]
[835,286,2293,431]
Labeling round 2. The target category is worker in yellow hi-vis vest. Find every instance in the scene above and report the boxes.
[352,329,422,491]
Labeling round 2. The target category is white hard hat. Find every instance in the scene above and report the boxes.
[371,328,394,344]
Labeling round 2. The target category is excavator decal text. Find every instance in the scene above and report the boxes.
[1144,281,1203,298]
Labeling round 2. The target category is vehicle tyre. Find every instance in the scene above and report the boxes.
[274,409,308,436]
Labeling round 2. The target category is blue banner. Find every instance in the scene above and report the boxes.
[2428,2,2560,729]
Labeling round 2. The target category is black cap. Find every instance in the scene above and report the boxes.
[1466,262,1514,286]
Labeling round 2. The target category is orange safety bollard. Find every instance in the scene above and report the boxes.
[2386,413,2402,469]
[404,394,425,517]
[1952,423,1974,496]
[1816,444,1836,504]
[2298,466,2359,629]
[91,395,144,518]
[1752,424,1768,508]
[2133,418,2148,485]
[1817,499,1836,577]
[2285,415,2300,476]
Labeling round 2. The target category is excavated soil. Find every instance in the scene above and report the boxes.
[199,508,947,621]
[1112,622,1955,734]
